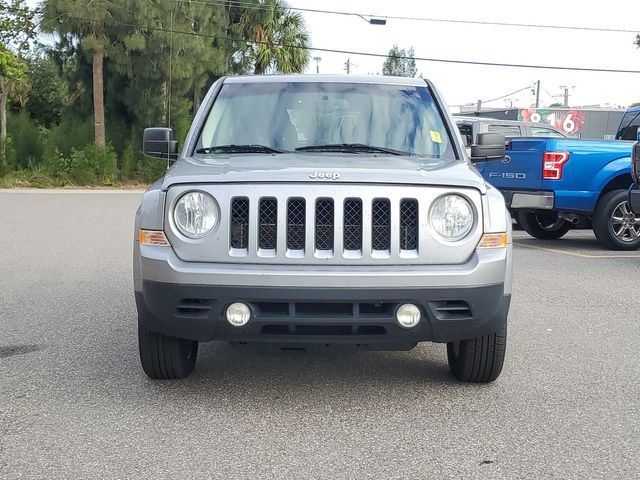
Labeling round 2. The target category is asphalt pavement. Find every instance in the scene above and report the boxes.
[1,190,639,479]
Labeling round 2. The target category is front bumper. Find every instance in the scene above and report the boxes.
[135,245,512,346]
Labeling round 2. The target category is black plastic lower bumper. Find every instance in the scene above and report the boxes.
[136,281,510,347]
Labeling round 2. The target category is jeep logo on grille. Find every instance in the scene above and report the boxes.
[309,172,341,180]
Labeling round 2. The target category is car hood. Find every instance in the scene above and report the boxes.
[161,153,488,193]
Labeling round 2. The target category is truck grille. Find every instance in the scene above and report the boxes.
[372,199,391,251]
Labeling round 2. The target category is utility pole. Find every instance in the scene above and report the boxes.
[313,56,321,74]
[535,80,540,108]
[559,85,573,107]
[345,58,352,74]
[476,99,482,112]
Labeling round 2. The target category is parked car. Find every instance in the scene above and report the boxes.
[474,137,638,249]
[134,75,513,383]
[456,117,567,149]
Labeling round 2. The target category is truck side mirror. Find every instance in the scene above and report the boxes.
[470,133,506,163]
[143,127,179,160]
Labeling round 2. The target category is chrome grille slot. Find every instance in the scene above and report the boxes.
[230,198,249,250]
[343,199,363,251]
[258,198,277,250]
[315,199,334,251]
[287,198,306,251]
[372,199,391,251]
[400,199,419,251]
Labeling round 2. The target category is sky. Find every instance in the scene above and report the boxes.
[27,0,640,110]
[289,0,640,110]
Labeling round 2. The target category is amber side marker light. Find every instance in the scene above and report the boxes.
[139,229,171,246]
[478,233,508,249]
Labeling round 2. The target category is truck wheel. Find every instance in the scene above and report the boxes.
[447,328,506,383]
[518,211,571,239]
[138,323,198,379]
[593,189,640,250]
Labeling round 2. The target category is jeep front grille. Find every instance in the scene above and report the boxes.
[343,199,363,251]
[400,199,419,251]
[372,199,391,251]
[258,198,277,250]
[243,195,418,257]
[315,199,334,251]
[230,198,249,249]
[287,198,306,251]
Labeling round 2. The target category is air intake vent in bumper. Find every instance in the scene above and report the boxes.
[430,301,472,320]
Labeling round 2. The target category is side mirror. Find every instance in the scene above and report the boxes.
[470,132,506,163]
[143,127,179,160]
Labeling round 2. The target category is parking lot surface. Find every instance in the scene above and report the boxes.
[1,190,639,479]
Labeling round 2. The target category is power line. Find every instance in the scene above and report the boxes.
[172,0,640,34]
[481,86,534,104]
[59,14,640,74]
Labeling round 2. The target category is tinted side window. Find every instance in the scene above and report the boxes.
[487,124,522,138]
[457,124,473,146]
[530,127,565,138]
[616,110,640,140]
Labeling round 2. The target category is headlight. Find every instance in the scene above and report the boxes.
[430,194,474,241]
[174,191,219,238]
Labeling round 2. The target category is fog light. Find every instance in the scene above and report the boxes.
[226,303,251,327]
[396,304,421,328]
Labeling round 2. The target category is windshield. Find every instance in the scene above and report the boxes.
[616,109,640,140]
[197,82,457,159]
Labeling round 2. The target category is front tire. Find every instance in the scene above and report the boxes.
[593,189,640,251]
[518,211,572,240]
[138,323,198,379]
[447,328,507,383]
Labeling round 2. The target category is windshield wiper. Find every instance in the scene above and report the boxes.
[196,144,286,154]
[295,143,409,156]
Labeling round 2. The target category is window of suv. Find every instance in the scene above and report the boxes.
[616,109,640,140]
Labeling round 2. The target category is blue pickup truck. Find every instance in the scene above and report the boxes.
[473,137,637,250]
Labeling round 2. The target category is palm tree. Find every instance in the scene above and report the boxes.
[41,0,109,147]
[251,0,310,75]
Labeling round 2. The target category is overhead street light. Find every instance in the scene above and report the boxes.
[356,15,387,25]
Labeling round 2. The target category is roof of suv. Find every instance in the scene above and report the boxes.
[223,74,428,86]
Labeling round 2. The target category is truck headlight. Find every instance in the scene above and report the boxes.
[430,194,474,241]
[174,191,219,239]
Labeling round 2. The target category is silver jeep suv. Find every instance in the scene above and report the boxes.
[133,75,513,382]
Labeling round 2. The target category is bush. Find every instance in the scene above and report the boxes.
[66,144,118,184]
[42,116,93,162]
[7,111,44,169]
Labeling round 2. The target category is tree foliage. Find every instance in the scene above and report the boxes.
[382,45,418,78]
[1,0,311,184]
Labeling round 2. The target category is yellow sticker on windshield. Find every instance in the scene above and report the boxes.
[430,130,443,143]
